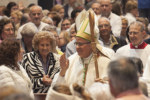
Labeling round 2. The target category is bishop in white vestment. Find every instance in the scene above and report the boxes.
[51,9,111,88]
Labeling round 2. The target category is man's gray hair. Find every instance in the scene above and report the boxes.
[107,57,139,94]
[21,23,38,36]
[130,21,145,32]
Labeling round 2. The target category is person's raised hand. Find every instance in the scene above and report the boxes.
[59,53,69,77]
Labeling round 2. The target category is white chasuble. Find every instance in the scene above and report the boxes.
[64,53,110,88]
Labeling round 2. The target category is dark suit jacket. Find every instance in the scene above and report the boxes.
[144,38,150,44]
[64,4,69,18]
[112,35,127,52]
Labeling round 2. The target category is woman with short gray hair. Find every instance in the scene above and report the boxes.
[42,16,53,26]
[20,23,38,53]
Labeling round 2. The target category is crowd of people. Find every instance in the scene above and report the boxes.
[0,0,150,100]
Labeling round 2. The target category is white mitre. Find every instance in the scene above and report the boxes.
[75,9,109,58]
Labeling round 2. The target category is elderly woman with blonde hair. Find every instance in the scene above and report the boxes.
[22,31,60,93]
[20,23,38,53]
[42,25,63,55]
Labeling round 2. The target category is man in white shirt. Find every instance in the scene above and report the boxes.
[116,21,150,68]
[17,5,48,39]
[99,0,122,37]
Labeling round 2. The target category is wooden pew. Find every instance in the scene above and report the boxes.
[34,93,47,100]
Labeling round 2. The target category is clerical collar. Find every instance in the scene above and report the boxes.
[82,53,93,64]
[130,41,148,49]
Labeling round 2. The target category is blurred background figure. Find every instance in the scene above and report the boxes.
[138,0,150,23]
[0,6,5,19]
[42,25,63,55]
[22,31,60,93]
[0,86,20,100]
[61,18,71,31]
[17,1,25,11]
[64,0,82,18]
[3,2,18,17]
[17,5,48,39]
[46,83,92,100]
[125,1,138,26]
[11,11,22,25]
[47,11,61,27]
[10,10,23,37]
[71,9,81,23]
[58,30,71,52]
[120,16,129,43]
[3,93,33,100]
[51,4,65,28]
[108,57,149,100]
[88,83,113,100]
[42,9,49,17]
[0,18,15,43]
[137,17,150,40]
[69,23,76,41]
[112,1,122,16]
[51,4,65,20]
[20,13,31,26]
[42,16,54,26]
[91,3,101,18]
[0,38,34,98]
[20,23,38,53]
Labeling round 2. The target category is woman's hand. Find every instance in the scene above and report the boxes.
[42,75,52,85]
[94,78,106,84]
[59,53,69,77]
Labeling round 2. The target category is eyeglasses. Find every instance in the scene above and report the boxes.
[128,32,139,35]
[4,28,14,32]
[98,24,109,29]
[74,42,91,46]
[62,23,71,27]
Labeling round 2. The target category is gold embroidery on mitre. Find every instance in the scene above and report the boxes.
[76,18,92,41]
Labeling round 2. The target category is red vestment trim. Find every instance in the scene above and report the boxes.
[130,42,148,49]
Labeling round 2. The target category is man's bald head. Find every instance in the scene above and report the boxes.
[100,0,112,17]
[91,3,101,15]
[29,5,43,27]
[100,0,111,4]
[29,5,42,14]
[98,17,110,25]
[98,17,111,38]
